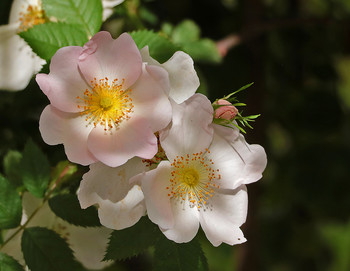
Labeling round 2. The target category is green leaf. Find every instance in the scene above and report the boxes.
[20,139,50,198]
[0,252,25,271]
[42,0,102,36]
[21,227,82,271]
[130,30,181,63]
[3,150,22,187]
[104,216,162,261]
[0,175,22,229]
[19,23,88,61]
[48,194,100,227]
[182,39,222,63]
[172,20,201,44]
[154,237,208,271]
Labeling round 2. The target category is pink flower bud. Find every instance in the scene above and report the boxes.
[214,99,238,120]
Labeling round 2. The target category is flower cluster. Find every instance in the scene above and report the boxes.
[37,31,267,247]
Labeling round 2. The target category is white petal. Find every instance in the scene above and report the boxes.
[78,158,147,209]
[0,26,45,91]
[162,51,199,104]
[162,200,200,243]
[102,0,125,20]
[199,185,248,246]
[9,0,39,24]
[209,125,267,189]
[140,46,160,66]
[160,94,214,160]
[98,185,146,230]
[139,161,174,229]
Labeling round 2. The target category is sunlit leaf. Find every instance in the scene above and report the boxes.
[20,23,88,61]
[42,0,102,36]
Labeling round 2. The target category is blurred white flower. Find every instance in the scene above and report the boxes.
[102,0,125,21]
[2,193,112,270]
[0,0,46,91]
[0,0,125,92]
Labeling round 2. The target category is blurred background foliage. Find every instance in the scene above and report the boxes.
[1,0,350,270]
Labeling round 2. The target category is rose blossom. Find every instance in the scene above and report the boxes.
[133,94,267,246]
[37,31,172,167]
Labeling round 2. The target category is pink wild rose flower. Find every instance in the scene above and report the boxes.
[37,31,172,167]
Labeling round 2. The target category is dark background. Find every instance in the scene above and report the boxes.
[1,0,350,270]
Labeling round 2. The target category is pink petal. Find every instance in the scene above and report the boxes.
[39,105,64,145]
[78,32,142,91]
[131,64,172,132]
[161,200,200,243]
[36,46,89,112]
[39,105,97,165]
[87,117,157,167]
[160,94,214,160]
[199,185,248,246]
[140,161,174,229]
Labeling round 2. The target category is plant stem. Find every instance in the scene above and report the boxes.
[0,164,71,250]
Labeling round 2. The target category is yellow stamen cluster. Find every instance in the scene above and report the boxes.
[167,149,221,209]
[77,77,134,132]
[18,4,47,32]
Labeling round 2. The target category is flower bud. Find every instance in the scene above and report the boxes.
[214,99,238,120]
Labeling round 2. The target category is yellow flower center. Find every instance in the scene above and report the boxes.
[167,149,221,209]
[181,168,199,186]
[18,3,47,32]
[77,77,134,132]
